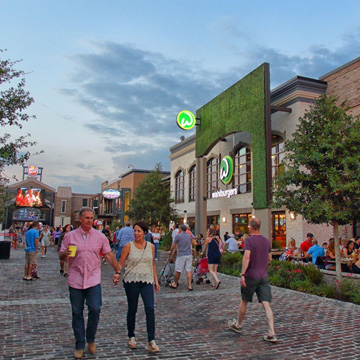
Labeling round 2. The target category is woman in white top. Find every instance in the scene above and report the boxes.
[152,227,161,261]
[40,225,52,258]
[118,221,160,353]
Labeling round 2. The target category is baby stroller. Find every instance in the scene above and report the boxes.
[159,252,175,287]
[193,257,211,285]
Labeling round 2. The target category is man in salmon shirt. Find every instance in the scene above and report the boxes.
[59,207,121,359]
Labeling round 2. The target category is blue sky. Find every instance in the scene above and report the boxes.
[2,0,360,193]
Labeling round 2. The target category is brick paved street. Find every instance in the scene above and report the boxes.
[1,244,359,360]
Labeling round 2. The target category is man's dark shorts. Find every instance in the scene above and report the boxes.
[241,277,271,303]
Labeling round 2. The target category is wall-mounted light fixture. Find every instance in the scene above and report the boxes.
[222,216,227,223]
[289,211,297,220]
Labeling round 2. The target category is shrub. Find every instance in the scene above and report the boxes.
[159,231,172,250]
[220,251,243,275]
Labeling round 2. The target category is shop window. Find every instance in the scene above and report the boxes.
[271,135,285,188]
[233,213,252,237]
[234,147,252,193]
[175,170,185,204]
[189,165,196,202]
[272,211,286,248]
[207,216,220,231]
[207,157,219,198]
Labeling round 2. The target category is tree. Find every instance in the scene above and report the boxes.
[0,50,39,222]
[126,163,176,228]
[273,95,360,280]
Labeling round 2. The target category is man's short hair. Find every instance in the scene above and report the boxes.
[125,221,131,226]
[180,224,187,232]
[32,220,39,227]
[307,233,314,238]
[79,207,95,217]
[230,233,235,238]
[249,218,261,231]
[312,239,318,245]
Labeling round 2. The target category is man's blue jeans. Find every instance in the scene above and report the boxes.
[116,246,124,261]
[124,282,155,341]
[69,284,102,350]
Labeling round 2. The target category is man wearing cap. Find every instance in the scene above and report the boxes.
[169,224,195,291]
[225,234,239,253]
[300,233,314,253]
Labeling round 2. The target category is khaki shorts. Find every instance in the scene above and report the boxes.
[25,251,37,265]
[241,277,271,303]
[175,255,193,273]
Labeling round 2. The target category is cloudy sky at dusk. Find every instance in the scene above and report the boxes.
[2,0,360,193]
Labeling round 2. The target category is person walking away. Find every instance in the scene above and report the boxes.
[116,221,134,261]
[59,207,121,359]
[23,221,39,281]
[117,221,160,353]
[202,228,222,289]
[228,217,277,343]
[152,227,161,261]
[169,225,195,291]
[40,225,51,258]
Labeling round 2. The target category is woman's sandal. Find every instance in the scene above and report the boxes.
[168,283,177,289]
[216,280,221,289]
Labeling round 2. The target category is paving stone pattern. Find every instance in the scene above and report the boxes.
[1,244,359,360]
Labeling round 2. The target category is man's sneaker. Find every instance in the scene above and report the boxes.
[128,337,137,349]
[228,319,243,334]
[147,340,159,353]
[263,334,278,343]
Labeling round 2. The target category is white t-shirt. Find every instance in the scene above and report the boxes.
[172,228,179,243]
[152,233,161,244]
[226,238,239,253]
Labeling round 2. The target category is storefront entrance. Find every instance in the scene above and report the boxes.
[272,211,286,248]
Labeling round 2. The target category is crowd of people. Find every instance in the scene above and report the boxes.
[11,213,280,358]
[279,233,360,273]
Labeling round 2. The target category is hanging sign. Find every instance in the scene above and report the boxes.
[176,110,196,130]
[220,155,234,185]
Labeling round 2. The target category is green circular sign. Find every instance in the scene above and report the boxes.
[220,155,234,185]
[176,110,196,130]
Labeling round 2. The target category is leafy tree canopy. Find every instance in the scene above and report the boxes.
[273,95,360,226]
[0,50,39,222]
[126,163,176,228]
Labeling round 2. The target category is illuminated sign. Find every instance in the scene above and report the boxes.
[27,165,39,176]
[102,189,121,199]
[212,188,238,199]
[220,155,234,185]
[176,110,196,130]
[94,220,103,226]
[16,188,44,207]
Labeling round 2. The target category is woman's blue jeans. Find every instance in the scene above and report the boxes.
[154,243,159,259]
[69,284,102,350]
[124,282,155,341]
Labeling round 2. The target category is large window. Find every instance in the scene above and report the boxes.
[175,170,185,203]
[233,213,252,237]
[271,135,285,187]
[234,147,252,193]
[207,157,219,198]
[82,199,87,207]
[189,165,196,202]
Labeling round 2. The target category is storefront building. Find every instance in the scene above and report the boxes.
[94,168,170,227]
[170,57,360,247]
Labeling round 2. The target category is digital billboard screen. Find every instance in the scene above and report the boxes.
[16,188,45,208]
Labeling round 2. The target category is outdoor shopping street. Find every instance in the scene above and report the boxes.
[1,245,359,360]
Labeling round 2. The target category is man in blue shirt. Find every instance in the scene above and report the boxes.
[23,221,39,281]
[306,239,325,265]
[116,221,134,260]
